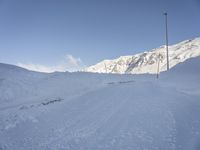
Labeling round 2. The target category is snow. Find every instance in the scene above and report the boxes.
[83,37,200,74]
[0,56,200,150]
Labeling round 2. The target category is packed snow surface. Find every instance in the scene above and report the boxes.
[0,56,200,150]
[83,37,200,74]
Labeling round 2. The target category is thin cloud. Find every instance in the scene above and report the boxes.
[17,54,83,73]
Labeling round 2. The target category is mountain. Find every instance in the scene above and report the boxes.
[83,37,200,74]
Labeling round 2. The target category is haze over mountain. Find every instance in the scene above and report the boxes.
[83,37,200,74]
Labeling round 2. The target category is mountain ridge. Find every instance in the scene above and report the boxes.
[83,37,200,74]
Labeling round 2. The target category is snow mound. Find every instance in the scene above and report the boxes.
[0,57,200,150]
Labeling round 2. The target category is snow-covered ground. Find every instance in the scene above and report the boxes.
[83,37,200,74]
[0,56,200,150]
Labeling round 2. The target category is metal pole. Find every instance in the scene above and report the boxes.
[164,12,169,70]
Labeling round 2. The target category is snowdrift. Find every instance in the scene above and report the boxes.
[0,57,200,150]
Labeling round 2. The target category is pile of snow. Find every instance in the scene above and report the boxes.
[83,37,200,74]
[0,56,200,150]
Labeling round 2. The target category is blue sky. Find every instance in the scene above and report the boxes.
[0,0,199,72]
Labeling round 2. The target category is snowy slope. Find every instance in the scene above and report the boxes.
[0,57,200,150]
[83,37,200,74]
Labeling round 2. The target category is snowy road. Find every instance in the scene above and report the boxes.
[0,57,200,150]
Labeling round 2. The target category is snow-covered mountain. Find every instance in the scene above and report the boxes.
[83,37,200,74]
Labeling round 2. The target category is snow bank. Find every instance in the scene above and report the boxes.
[0,57,200,150]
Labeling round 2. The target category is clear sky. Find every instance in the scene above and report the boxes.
[0,0,200,72]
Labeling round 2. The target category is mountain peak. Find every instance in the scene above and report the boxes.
[83,37,200,74]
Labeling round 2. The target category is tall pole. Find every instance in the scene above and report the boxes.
[164,12,169,71]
